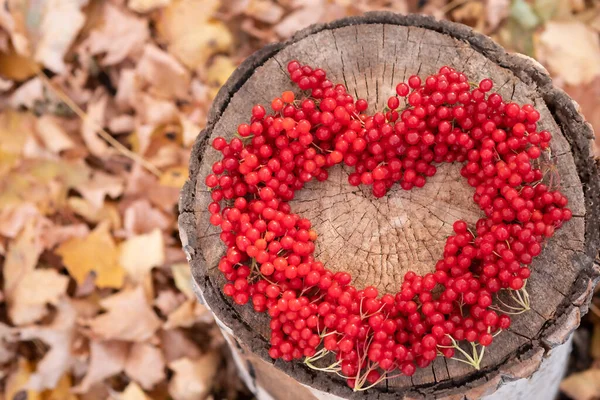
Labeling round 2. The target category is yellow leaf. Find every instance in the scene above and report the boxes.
[119,228,165,283]
[128,0,171,13]
[5,358,42,400]
[168,354,219,400]
[67,197,121,229]
[155,0,232,70]
[56,222,125,288]
[0,47,39,81]
[42,374,78,400]
[171,263,194,299]
[121,382,151,400]
[159,166,188,188]
[206,55,236,99]
[4,219,42,296]
[0,110,35,157]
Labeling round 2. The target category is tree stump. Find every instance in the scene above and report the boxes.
[179,12,600,400]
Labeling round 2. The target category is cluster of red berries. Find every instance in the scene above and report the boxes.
[205,60,571,390]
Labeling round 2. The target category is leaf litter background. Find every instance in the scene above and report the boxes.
[0,0,599,399]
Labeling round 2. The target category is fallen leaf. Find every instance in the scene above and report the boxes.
[0,322,17,364]
[534,0,559,22]
[154,290,185,316]
[32,0,88,73]
[124,342,166,390]
[86,3,149,65]
[35,115,76,154]
[563,77,600,156]
[123,199,172,237]
[155,0,233,70]
[0,202,40,238]
[0,46,39,81]
[159,329,201,363]
[9,268,69,325]
[125,164,180,212]
[560,369,600,400]
[274,0,325,38]
[56,222,125,289]
[5,358,42,400]
[510,0,540,29]
[536,21,600,85]
[128,0,171,13]
[81,92,113,158]
[115,68,139,111]
[119,228,165,282]
[136,44,190,100]
[171,263,194,300]
[108,114,135,134]
[206,55,236,99]
[0,109,36,162]
[9,77,45,109]
[134,94,179,127]
[4,219,43,297]
[158,166,188,188]
[179,114,202,148]
[168,353,219,400]
[164,300,211,330]
[75,170,125,210]
[119,382,151,400]
[74,340,129,393]
[67,197,121,229]
[18,300,76,390]
[245,0,285,24]
[86,286,161,342]
[42,373,78,400]
[40,223,90,249]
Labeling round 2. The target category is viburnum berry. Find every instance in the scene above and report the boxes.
[205,60,570,390]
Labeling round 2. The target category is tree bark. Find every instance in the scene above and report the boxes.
[179,12,600,399]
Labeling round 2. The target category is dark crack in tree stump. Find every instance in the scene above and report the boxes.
[179,12,600,400]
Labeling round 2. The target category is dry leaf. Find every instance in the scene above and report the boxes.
[274,0,324,38]
[124,342,166,389]
[108,114,135,134]
[74,340,129,393]
[164,300,211,330]
[563,77,600,157]
[40,223,90,249]
[0,46,39,81]
[18,300,76,390]
[0,110,36,162]
[536,21,600,85]
[119,382,151,400]
[169,264,194,300]
[125,164,180,212]
[123,199,172,237]
[87,3,149,65]
[43,374,78,400]
[245,0,285,24]
[206,55,236,99]
[0,322,17,364]
[4,219,43,297]
[56,222,125,289]
[5,358,42,400]
[168,353,219,400]
[35,115,75,154]
[9,77,44,109]
[136,44,190,100]
[119,228,165,282]
[115,68,139,111]
[154,290,185,316]
[159,329,201,363]
[75,170,125,210]
[86,286,161,342]
[9,268,69,325]
[33,0,88,73]
[128,0,171,13]
[0,202,40,238]
[81,92,113,158]
[155,0,233,70]
[67,197,121,229]
[560,369,600,400]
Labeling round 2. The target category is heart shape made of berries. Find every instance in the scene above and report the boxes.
[204,60,571,391]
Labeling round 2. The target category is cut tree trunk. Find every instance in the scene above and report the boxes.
[179,12,600,400]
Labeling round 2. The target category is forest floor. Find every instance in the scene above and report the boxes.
[0,0,599,399]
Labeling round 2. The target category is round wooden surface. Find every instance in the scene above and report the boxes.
[179,13,600,399]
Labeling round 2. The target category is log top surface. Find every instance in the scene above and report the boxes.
[179,13,600,398]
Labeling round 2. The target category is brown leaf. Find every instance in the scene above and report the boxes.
[4,219,43,297]
[18,300,76,390]
[9,77,44,109]
[40,223,90,249]
[136,44,191,100]
[119,228,165,283]
[125,165,180,212]
[154,290,185,316]
[168,353,219,400]
[123,199,172,237]
[86,286,161,342]
[159,329,201,363]
[536,21,600,85]
[67,197,122,229]
[245,0,285,24]
[274,0,325,38]
[75,170,125,210]
[155,0,233,70]
[128,0,171,13]
[86,3,149,65]
[0,203,40,238]
[55,222,125,289]
[563,77,600,157]
[4,358,42,400]
[34,115,76,154]
[0,47,39,81]
[171,263,195,300]
[81,92,113,158]
[9,268,69,325]
[163,300,211,330]
[74,340,129,393]
[560,369,600,400]
[124,342,166,390]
